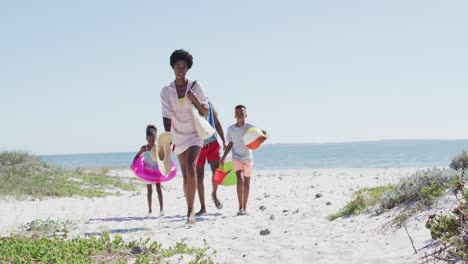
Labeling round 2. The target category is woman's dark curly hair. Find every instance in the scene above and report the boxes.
[170,49,193,69]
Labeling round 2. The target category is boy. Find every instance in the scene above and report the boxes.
[220,105,268,216]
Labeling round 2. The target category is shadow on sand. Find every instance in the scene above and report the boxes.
[88,216,158,223]
[87,212,224,225]
[83,227,149,237]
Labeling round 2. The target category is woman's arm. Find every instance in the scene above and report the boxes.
[161,86,173,131]
[187,82,209,116]
[187,91,209,116]
[163,117,171,132]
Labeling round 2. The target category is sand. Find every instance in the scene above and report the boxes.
[0,167,453,263]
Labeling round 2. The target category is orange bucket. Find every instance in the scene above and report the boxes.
[213,169,230,185]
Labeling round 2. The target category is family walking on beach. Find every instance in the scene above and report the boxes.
[133,49,268,224]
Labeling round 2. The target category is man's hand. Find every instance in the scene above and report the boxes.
[222,141,227,150]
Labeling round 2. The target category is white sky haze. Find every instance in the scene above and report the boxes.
[1,1,467,155]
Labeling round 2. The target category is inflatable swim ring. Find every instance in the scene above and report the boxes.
[131,152,177,183]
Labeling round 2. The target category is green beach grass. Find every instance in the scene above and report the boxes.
[327,168,462,221]
[328,151,468,262]
[0,152,139,199]
[0,152,217,263]
[0,231,215,263]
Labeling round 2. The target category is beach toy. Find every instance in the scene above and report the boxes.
[213,168,230,185]
[243,127,266,150]
[219,161,237,186]
[131,153,177,183]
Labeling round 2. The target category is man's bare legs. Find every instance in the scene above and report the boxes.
[209,159,222,208]
[177,145,202,224]
[196,159,222,216]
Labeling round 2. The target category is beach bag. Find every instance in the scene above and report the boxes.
[190,81,216,140]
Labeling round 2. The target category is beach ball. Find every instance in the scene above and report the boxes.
[243,127,265,150]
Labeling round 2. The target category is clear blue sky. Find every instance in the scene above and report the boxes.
[1,1,467,155]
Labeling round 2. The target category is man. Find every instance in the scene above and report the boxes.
[195,101,226,215]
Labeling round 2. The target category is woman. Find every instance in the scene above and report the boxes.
[161,49,209,224]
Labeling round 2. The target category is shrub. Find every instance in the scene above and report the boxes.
[397,168,457,204]
[327,185,396,220]
[425,215,460,239]
[450,150,468,175]
[0,232,215,263]
[423,180,468,263]
[329,168,458,222]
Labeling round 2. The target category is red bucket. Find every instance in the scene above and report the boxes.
[213,169,228,185]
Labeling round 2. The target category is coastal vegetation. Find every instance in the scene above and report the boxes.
[328,151,468,262]
[0,152,216,263]
[0,152,139,199]
[0,229,215,263]
[327,168,459,221]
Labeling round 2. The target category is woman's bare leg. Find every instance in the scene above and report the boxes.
[177,152,188,203]
[196,165,206,215]
[178,145,202,224]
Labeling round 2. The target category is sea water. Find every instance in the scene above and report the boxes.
[40,140,468,170]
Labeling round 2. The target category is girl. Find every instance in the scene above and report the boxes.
[132,124,164,216]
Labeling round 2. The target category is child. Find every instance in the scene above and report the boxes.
[133,124,164,216]
[220,105,268,216]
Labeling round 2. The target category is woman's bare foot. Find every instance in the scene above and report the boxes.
[187,210,196,224]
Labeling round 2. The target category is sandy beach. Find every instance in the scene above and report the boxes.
[0,167,452,263]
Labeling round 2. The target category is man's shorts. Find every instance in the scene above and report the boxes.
[196,140,221,167]
[232,159,254,177]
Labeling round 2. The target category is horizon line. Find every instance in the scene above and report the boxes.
[35,138,468,156]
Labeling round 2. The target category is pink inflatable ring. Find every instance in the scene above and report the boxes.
[131,154,177,183]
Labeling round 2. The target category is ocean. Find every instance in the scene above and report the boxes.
[40,140,468,170]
